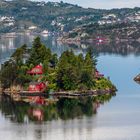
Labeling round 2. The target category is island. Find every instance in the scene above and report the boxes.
[0,37,117,105]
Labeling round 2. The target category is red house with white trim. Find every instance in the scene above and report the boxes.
[27,64,43,75]
[28,82,46,92]
[27,64,47,93]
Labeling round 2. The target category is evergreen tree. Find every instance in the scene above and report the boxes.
[50,54,58,68]
[87,47,97,68]
[0,60,17,88]
[27,37,42,65]
[11,44,27,64]
[56,51,78,90]
[28,37,52,66]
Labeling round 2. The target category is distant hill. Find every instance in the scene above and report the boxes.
[62,22,140,42]
[0,0,140,33]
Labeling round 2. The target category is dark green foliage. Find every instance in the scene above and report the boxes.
[1,95,114,122]
[94,77,116,90]
[50,54,58,68]
[69,32,78,38]
[0,36,115,92]
[80,70,93,89]
[16,65,32,85]
[87,47,98,66]
[11,44,27,64]
[0,0,104,32]
[1,0,139,34]
[0,60,17,88]
[56,51,77,90]
[28,37,52,66]
[56,65,77,90]
[56,98,95,119]
[56,50,96,90]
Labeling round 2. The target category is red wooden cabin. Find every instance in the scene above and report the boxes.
[27,65,43,75]
[28,82,46,92]
[28,82,46,105]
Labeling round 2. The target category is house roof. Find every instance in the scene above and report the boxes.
[27,64,43,75]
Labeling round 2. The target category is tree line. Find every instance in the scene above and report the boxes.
[0,37,115,91]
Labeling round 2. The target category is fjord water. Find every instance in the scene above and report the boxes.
[1,34,140,140]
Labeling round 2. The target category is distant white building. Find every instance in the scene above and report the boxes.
[41,30,49,34]
[37,2,45,6]
[51,20,56,26]
[126,14,140,22]
[4,22,14,26]
[28,26,37,30]
[53,2,59,7]
[81,33,89,38]
[21,7,27,10]
[98,20,106,25]
[41,30,49,37]
[103,14,117,19]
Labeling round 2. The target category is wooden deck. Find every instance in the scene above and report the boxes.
[2,89,116,96]
[51,89,116,98]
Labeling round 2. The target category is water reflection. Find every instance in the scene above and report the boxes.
[1,34,140,66]
[61,41,140,56]
[0,94,114,123]
[1,34,140,140]
[0,34,34,64]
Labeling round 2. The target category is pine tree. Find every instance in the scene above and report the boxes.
[28,37,52,66]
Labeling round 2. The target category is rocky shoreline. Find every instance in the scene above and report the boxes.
[134,74,140,83]
[0,88,117,105]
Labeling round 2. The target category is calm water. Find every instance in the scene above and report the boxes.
[1,34,140,140]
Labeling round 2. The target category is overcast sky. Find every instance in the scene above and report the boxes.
[31,0,140,9]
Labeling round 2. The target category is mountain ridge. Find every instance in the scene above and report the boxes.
[0,0,140,33]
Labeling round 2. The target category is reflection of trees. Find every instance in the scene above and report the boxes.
[0,93,115,123]
[92,42,140,56]
[0,95,29,123]
[2,35,140,66]
[57,98,94,119]
[0,34,34,65]
[66,42,140,56]
[93,94,115,104]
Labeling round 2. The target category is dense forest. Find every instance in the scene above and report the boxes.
[0,37,115,92]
